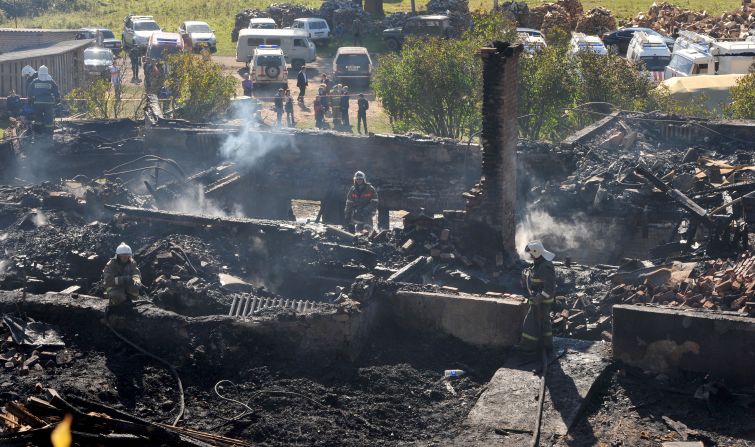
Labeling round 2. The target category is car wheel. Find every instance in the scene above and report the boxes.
[609,44,620,55]
[265,66,280,78]
[385,38,399,52]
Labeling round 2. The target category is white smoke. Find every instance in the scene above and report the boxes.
[219,99,294,171]
[516,208,617,262]
[32,210,48,227]
[169,184,243,218]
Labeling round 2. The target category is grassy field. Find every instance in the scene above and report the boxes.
[9,0,742,56]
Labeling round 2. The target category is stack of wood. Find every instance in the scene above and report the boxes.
[0,389,251,446]
[232,3,319,42]
[498,1,531,27]
[623,1,754,39]
[576,7,617,35]
[529,3,571,33]
[607,255,755,316]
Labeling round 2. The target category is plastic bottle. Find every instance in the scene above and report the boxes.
[444,369,465,379]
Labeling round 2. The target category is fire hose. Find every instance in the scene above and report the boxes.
[103,307,185,426]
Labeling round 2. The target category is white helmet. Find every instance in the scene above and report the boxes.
[37,65,52,81]
[524,240,555,261]
[353,171,366,181]
[21,65,36,77]
[115,243,133,256]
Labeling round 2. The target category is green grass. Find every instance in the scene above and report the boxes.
[8,0,742,57]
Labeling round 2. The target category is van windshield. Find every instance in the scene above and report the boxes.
[667,55,694,74]
[640,55,671,71]
[336,54,370,66]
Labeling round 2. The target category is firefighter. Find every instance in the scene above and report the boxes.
[27,66,60,134]
[519,240,556,353]
[344,171,379,232]
[21,65,37,93]
[102,243,143,310]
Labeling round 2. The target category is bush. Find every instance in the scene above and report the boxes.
[727,70,755,119]
[67,79,118,119]
[164,52,236,122]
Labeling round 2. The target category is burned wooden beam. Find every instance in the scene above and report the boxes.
[387,256,432,283]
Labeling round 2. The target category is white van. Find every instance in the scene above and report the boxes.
[665,41,755,78]
[291,18,330,45]
[626,31,672,81]
[236,28,316,69]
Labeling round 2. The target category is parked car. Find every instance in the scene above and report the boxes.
[383,15,451,51]
[236,29,315,69]
[145,32,184,62]
[178,21,217,53]
[333,47,372,84]
[76,28,122,55]
[250,46,288,90]
[249,18,277,29]
[570,33,608,55]
[83,47,114,79]
[626,31,672,81]
[123,15,161,52]
[602,27,674,55]
[291,18,331,45]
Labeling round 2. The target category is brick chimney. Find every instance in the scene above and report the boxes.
[464,42,522,261]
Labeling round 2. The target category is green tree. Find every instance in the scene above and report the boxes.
[727,70,755,119]
[164,52,236,122]
[372,11,515,139]
[67,79,118,119]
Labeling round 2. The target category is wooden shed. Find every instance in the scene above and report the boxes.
[0,39,93,97]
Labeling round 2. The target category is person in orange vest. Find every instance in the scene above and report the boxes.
[344,171,379,232]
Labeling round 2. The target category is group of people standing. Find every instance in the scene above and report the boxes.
[6,65,61,134]
[297,66,369,133]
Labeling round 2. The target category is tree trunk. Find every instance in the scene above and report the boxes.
[411,0,416,13]
[364,0,384,16]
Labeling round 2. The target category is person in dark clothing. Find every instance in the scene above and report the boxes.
[352,18,363,46]
[357,93,369,134]
[284,90,294,127]
[27,66,60,134]
[519,240,556,353]
[314,94,324,129]
[242,73,253,96]
[296,65,308,102]
[274,88,284,127]
[344,170,378,232]
[6,90,22,117]
[340,86,350,129]
[103,242,142,310]
[129,47,141,82]
[21,65,37,96]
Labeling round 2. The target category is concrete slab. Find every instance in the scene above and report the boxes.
[457,338,611,445]
[387,290,527,349]
[613,304,755,386]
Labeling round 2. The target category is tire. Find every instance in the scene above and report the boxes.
[265,66,280,78]
[609,44,621,55]
[385,38,400,52]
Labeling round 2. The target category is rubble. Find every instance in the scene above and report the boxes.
[575,7,617,36]
[622,1,755,39]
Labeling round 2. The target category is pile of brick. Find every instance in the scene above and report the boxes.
[529,3,571,34]
[498,1,530,27]
[576,7,617,36]
[622,1,754,39]
[608,254,755,316]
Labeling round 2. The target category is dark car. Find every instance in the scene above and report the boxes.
[76,28,122,55]
[383,15,451,51]
[602,27,674,55]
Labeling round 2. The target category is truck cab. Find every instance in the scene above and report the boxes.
[665,41,755,78]
[383,15,451,51]
[249,18,277,29]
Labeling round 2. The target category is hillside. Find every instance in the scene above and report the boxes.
[5,0,744,56]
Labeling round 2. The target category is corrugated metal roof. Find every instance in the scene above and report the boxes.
[0,39,93,62]
[0,27,78,33]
